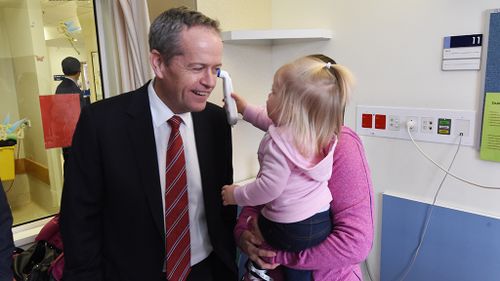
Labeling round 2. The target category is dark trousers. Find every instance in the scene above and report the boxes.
[258,210,332,281]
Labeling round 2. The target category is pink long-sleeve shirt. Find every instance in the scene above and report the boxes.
[234,105,335,223]
[235,123,374,281]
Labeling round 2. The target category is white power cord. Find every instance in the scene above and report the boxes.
[406,120,500,190]
[395,128,462,281]
[364,258,375,281]
[364,121,498,281]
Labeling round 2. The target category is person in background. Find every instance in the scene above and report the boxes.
[234,55,374,281]
[222,55,354,281]
[59,7,237,281]
[55,56,89,161]
[56,56,90,108]
[0,181,14,281]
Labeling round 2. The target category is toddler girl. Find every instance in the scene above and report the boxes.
[222,54,353,281]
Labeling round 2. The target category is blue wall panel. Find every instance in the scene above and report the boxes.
[485,11,500,93]
[381,194,500,281]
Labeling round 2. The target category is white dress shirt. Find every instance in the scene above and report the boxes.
[148,80,212,266]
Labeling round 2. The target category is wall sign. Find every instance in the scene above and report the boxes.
[442,34,483,70]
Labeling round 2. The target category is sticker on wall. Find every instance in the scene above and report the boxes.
[442,34,483,70]
[480,93,500,162]
[39,94,81,149]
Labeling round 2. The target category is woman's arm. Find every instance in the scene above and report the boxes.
[271,127,374,271]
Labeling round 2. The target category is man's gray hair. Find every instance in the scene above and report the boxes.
[149,7,221,64]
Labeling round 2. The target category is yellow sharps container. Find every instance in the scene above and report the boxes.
[0,145,15,181]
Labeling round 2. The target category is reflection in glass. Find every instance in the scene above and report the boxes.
[91,51,103,101]
[0,0,101,226]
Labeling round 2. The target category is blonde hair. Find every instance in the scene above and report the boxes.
[271,55,354,157]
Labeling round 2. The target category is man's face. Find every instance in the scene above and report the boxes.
[152,26,223,114]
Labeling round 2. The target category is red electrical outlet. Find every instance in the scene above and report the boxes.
[362,113,373,128]
[375,114,386,129]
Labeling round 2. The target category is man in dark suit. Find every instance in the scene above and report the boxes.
[0,181,14,281]
[56,56,90,108]
[60,7,237,281]
[56,56,90,161]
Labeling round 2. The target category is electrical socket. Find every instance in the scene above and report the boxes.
[387,115,401,131]
[406,116,419,132]
[454,119,470,136]
[421,117,434,134]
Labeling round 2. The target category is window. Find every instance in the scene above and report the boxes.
[0,0,102,226]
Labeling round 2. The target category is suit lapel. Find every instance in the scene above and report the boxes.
[192,109,221,237]
[126,83,164,239]
[192,111,211,195]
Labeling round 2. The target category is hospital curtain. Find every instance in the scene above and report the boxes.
[95,0,153,97]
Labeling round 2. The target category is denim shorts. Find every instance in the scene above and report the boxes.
[258,210,332,252]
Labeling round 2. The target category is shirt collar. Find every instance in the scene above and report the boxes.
[148,78,192,128]
[65,76,79,86]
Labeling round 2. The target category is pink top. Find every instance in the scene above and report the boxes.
[234,105,335,223]
[235,125,374,281]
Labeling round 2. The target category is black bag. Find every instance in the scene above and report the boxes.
[13,240,62,281]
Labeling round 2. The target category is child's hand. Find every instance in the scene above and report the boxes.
[231,93,248,115]
[221,184,238,205]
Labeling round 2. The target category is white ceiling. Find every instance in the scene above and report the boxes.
[41,0,94,48]
[0,0,94,49]
[0,0,19,6]
[41,0,93,26]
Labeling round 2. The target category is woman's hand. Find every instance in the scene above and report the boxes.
[238,217,279,270]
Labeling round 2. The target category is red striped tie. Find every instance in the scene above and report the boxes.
[165,116,191,281]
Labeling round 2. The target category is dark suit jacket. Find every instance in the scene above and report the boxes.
[60,82,237,281]
[0,181,14,281]
[55,77,89,108]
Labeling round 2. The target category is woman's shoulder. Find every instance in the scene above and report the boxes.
[339,126,360,140]
[333,126,372,182]
[337,126,363,152]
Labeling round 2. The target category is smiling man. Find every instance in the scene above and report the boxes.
[60,7,237,281]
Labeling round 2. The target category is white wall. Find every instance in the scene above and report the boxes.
[0,0,65,213]
[0,8,20,121]
[272,1,500,280]
[199,0,273,182]
[203,1,500,280]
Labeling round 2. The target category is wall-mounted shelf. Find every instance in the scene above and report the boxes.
[221,29,332,44]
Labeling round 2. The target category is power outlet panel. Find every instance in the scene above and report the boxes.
[387,115,401,131]
[356,105,476,146]
[406,116,419,133]
[421,117,434,134]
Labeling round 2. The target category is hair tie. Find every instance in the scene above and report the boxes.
[325,62,332,69]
